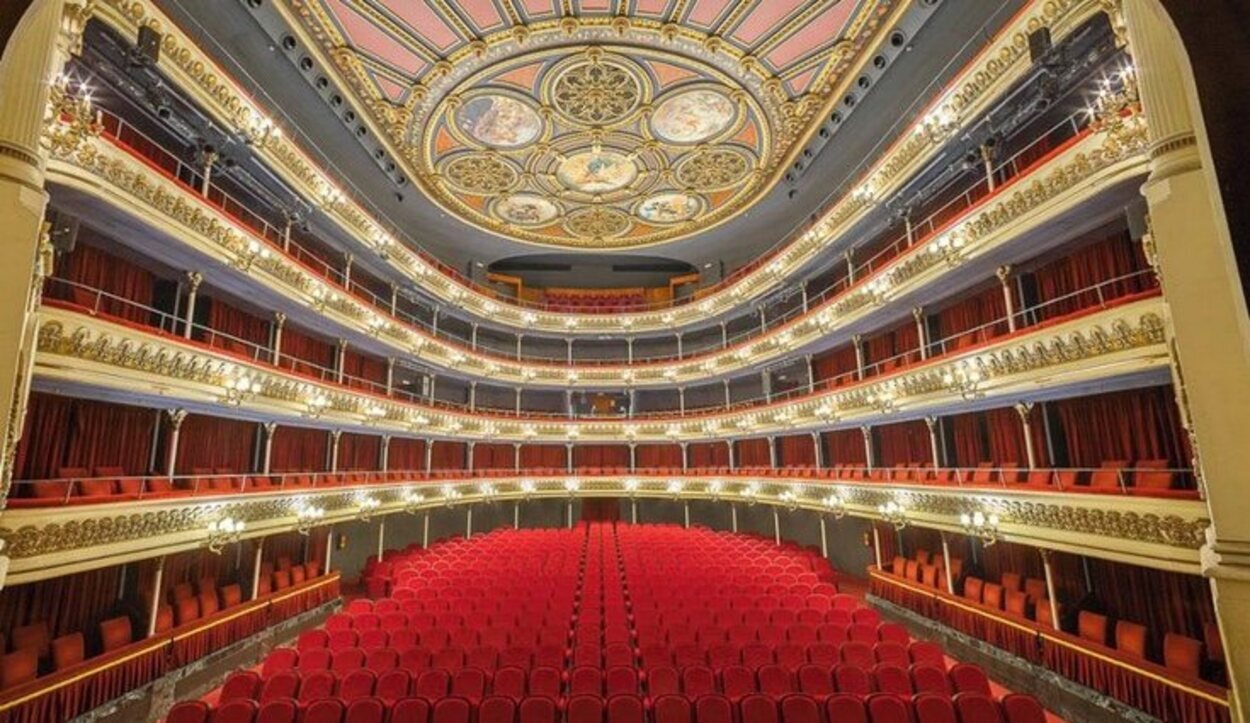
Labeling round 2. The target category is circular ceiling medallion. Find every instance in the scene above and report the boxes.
[443,154,519,194]
[454,94,544,149]
[651,89,737,144]
[565,207,632,239]
[557,149,639,195]
[551,57,645,127]
[494,194,561,226]
[416,43,776,249]
[676,148,753,190]
[637,192,702,224]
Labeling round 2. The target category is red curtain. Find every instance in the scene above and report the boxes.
[735,438,771,467]
[874,421,930,467]
[779,435,815,467]
[947,412,986,467]
[176,415,257,474]
[934,284,1008,352]
[430,441,467,470]
[338,433,381,471]
[472,443,516,469]
[519,445,567,470]
[1031,231,1154,320]
[278,327,336,378]
[864,320,921,371]
[574,445,629,469]
[1051,386,1190,467]
[389,438,426,472]
[946,408,1028,467]
[824,429,866,466]
[14,393,156,480]
[0,566,128,640]
[689,442,730,468]
[636,444,682,468]
[49,240,156,323]
[812,344,859,387]
[269,426,329,473]
[341,349,387,391]
[204,297,270,358]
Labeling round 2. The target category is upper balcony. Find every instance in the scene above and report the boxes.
[45,97,1150,388]
[82,0,1118,335]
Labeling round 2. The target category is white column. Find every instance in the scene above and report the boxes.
[861,426,874,470]
[425,440,434,475]
[678,387,685,414]
[731,504,739,532]
[182,272,202,339]
[1041,550,1060,630]
[997,265,1017,332]
[844,250,856,284]
[271,312,285,365]
[819,517,829,558]
[925,417,942,468]
[1015,402,1037,469]
[914,307,928,359]
[325,522,335,575]
[336,339,347,384]
[680,442,689,470]
[629,443,637,472]
[385,358,395,396]
[422,513,430,548]
[727,441,736,471]
[165,409,187,478]
[390,284,398,316]
[376,517,386,562]
[941,533,955,593]
[329,430,342,473]
[513,443,522,471]
[772,507,782,546]
[465,506,473,539]
[343,252,353,287]
[872,525,883,569]
[812,433,824,470]
[380,435,391,472]
[250,539,265,600]
[469,382,477,412]
[262,422,277,475]
[806,355,815,394]
[513,502,520,529]
[768,436,778,468]
[467,441,476,472]
[631,499,638,524]
[852,334,866,380]
[146,555,166,637]
[683,500,690,529]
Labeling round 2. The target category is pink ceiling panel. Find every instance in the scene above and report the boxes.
[731,0,805,46]
[325,0,428,75]
[376,0,460,50]
[764,1,857,68]
[687,0,733,28]
[457,0,506,29]
[580,0,612,10]
[520,0,557,17]
[635,0,669,15]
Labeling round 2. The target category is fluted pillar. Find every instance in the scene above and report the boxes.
[1123,1,1250,718]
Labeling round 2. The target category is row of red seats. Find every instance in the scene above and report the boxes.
[168,690,1047,723]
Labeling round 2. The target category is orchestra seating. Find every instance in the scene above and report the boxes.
[166,524,1049,723]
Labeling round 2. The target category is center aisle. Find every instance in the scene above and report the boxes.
[165,524,1053,723]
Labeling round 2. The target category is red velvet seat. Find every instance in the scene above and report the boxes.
[1163,632,1203,677]
[214,699,259,723]
[607,694,645,723]
[682,665,716,697]
[529,666,562,699]
[910,665,952,696]
[646,666,680,698]
[393,698,432,723]
[451,667,489,702]
[1077,611,1108,646]
[221,670,262,701]
[339,668,377,701]
[1000,694,1047,723]
[51,632,85,671]
[299,669,336,704]
[568,695,605,723]
[303,698,345,723]
[166,700,211,723]
[866,693,910,723]
[740,694,779,723]
[912,693,958,723]
[823,694,867,723]
[778,694,821,723]
[949,663,991,695]
[375,669,411,703]
[12,622,49,661]
[343,697,384,723]
[1115,620,1148,659]
[654,695,692,723]
[0,649,37,690]
[833,664,872,696]
[479,696,517,723]
[872,664,912,696]
[953,692,1003,723]
[262,649,299,678]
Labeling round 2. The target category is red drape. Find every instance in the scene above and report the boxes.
[388,438,426,472]
[472,443,516,470]
[574,445,629,469]
[778,434,816,467]
[934,284,1008,352]
[636,444,682,468]
[204,297,270,358]
[341,349,387,391]
[946,408,1028,467]
[338,432,381,471]
[49,240,155,323]
[689,442,730,468]
[269,426,329,473]
[1031,231,1154,320]
[278,327,336,378]
[874,420,930,467]
[1051,386,1190,467]
[0,566,128,640]
[735,438,771,467]
[812,344,859,387]
[176,415,257,474]
[14,393,156,480]
[864,320,921,371]
[430,441,467,470]
[824,429,867,466]
[519,445,567,470]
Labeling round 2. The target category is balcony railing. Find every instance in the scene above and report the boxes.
[42,271,1158,420]
[7,461,1198,509]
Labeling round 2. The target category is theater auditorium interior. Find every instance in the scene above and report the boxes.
[0,0,1247,721]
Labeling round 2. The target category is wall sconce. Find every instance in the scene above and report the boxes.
[207,517,245,554]
[46,75,103,156]
[295,504,325,535]
[363,404,387,425]
[304,393,331,419]
[222,373,262,406]
[960,509,1001,546]
[441,485,462,507]
[778,489,800,511]
[666,480,684,499]
[623,478,640,498]
[740,482,760,506]
[877,500,908,530]
[479,483,498,500]
[822,494,847,519]
[866,385,897,414]
[403,490,425,514]
[942,362,984,400]
[707,480,723,501]
[234,239,272,271]
[564,478,581,496]
[519,480,537,500]
[357,495,381,520]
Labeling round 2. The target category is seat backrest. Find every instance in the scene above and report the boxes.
[653,695,692,723]
[566,695,604,723]
[1077,611,1108,645]
[833,664,871,696]
[949,663,991,695]
[910,664,952,696]
[165,700,212,723]
[216,699,260,723]
[303,698,345,723]
[51,632,85,671]
[953,692,1003,723]
[432,698,473,723]
[606,694,644,723]
[479,697,517,723]
[739,694,779,723]
[256,697,299,723]
[912,693,958,723]
[392,698,431,723]
[823,695,867,723]
[963,577,984,603]
[1023,578,1047,602]
[1000,694,1047,723]
[1115,620,1148,658]
[220,670,262,702]
[778,695,821,723]
[11,622,49,659]
[1163,633,1203,677]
